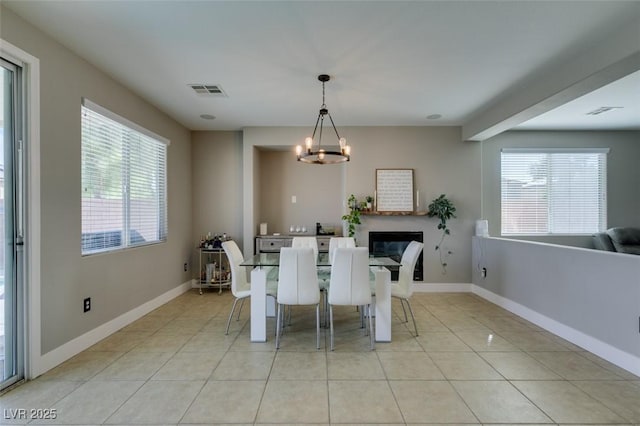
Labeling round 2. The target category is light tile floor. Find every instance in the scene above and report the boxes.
[1,291,639,425]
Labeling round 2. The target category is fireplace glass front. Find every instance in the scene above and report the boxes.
[369,231,423,281]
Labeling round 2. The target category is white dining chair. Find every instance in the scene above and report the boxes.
[293,236,325,320]
[291,236,319,260]
[328,247,374,351]
[222,240,277,335]
[328,237,356,264]
[390,240,424,336]
[276,247,321,349]
[321,236,356,325]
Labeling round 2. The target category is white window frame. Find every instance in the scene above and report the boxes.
[501,147,608,236]
[81,98,169,255]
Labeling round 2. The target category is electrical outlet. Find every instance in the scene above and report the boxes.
[184,262,188,272]
[481,268,487,278]
[83,297,91,313]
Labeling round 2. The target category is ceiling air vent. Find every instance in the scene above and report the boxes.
[586,106,622,116]
[188,84,227,97]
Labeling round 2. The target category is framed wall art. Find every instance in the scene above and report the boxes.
[375,168,414,212]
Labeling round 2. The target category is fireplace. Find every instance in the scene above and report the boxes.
[369,231,423,281]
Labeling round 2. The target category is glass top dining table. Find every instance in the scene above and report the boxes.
[241,251,400,343]
[240,252,401,269]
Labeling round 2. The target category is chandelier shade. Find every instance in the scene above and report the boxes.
[296,74,350,164]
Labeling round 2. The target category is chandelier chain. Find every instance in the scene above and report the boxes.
[322,80,326,108]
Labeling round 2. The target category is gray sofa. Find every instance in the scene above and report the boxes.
[592,227,640,255]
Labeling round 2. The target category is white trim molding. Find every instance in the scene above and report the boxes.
[412,282,472,293]
[36,281,192,377]
[501,147,610,154]
[472,284,640,378]
[81,97,171,146]
[1,39,41,381]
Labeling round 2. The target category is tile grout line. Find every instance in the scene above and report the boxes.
[176,310,241,425]
[376,349,407,425]
[101,310,197,425]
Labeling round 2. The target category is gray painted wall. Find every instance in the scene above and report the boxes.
[341,127,481,284]
[2,7,193,354]
[482,130,640,248]
[472,237,640,375]
[258,150,344,235]
[240,126,482,283]
[191,131,244,249]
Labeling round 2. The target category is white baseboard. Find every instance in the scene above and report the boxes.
[35,280,193,377]
[472,284,640,378]
[412,282,472,292]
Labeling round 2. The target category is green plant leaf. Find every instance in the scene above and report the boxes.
[428,193,457,275]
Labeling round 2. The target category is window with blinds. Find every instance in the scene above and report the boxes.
[81,99,168,255]
[501,148,607,235]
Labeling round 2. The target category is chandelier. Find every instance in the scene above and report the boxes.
[296,74,351,164]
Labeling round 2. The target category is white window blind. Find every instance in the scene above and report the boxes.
[501,148,607,235]
[81,99,168,255]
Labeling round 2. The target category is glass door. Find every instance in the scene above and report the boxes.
[1,57,24,391]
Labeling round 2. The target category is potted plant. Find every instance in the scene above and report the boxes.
[341,194,362,237]
[365,195,374,211]
[427,194,457,274]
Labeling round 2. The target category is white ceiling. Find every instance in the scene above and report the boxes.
[4,0,640,132]
[514,69,640,130]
